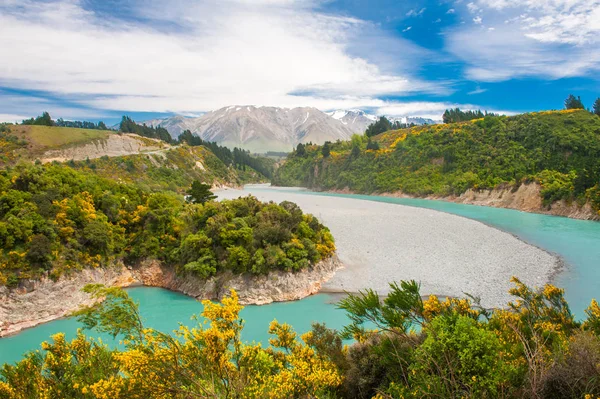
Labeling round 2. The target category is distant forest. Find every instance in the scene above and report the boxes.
[119,116,174,143]
[178,130,275,179]
[22,112,109,130]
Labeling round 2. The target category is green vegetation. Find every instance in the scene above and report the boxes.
[66,145,243,192]
[442,108,498,124]
[365,116,415,137]
[186,180,217,204]
[565,94,585,110]
[3,278,600,398]
[21,111,55,127]
[179,129,276,179]
[119,116,174,143]
[0,162,334,287]
[9,124,110,149]
[273,110,600,213]
[594,97,600,117]
[22,112,109,130]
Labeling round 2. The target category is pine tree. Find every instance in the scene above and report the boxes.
[295,143,306,157]
[565,94,585,110]
[365,116,392,137]
[187,181,217,204]
[593,98,600,117]
[322,142,331,158]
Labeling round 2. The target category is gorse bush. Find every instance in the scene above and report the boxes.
[0,163,334,287]
[2,278,600,398]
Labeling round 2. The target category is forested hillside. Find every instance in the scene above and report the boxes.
[273,110,600,214]
[0,163,334,288]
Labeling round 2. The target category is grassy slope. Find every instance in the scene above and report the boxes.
[9,125,110,148]
[273,110,600,212]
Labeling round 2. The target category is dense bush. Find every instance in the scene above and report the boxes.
[0,163,334,286]
[273,110,600,212]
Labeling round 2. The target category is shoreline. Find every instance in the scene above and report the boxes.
[314,184,599,222]
[0,256,343,338]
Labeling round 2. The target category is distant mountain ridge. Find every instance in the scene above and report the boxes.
[142,106,438,153]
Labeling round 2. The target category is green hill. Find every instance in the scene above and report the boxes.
[273,109,600,216]
[0,123,271,190]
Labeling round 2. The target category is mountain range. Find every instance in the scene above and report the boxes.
[142,106,437,153]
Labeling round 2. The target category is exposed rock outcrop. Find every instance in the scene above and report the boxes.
[373,183,598,221]
[0,256,343,338]
[41,134,168,163]
[443,183,598,221]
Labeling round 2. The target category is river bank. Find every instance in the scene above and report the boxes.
[218,187,562,309]
[321,182,599,221]
[0,256,342,338]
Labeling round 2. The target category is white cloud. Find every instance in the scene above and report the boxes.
[0,114,30,123]
[446,0,600,81]
[466,2,480,13]
[467,86,487,95]
[403,26,412,32]
[0,0,446,115]
[406,7,426,17]
[447,8,455,14]
[375,101,512,120]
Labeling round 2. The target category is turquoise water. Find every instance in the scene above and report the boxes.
[1,188,599,366]
[0,287,349,365]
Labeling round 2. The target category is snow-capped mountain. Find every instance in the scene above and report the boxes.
[142,115,203,137]
[327,109,377,133]
[142,106,439,153]
[144,106,363,153]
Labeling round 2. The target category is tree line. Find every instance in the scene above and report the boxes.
[565,94,600,116]
[365,116,416,137]
[119,116,174,143]
[22,112,109,130]
[178,130,275,179]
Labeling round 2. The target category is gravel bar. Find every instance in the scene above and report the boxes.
[217,186,561,308]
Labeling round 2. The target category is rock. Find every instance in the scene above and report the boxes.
[0,256,343,337]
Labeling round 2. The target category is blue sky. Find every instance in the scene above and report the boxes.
[0,0,598,125]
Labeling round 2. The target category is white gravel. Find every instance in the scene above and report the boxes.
[217,186,560,308]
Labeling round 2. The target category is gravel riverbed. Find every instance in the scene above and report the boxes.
[217,186,561,308]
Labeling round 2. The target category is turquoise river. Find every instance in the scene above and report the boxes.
[1,188,599,365]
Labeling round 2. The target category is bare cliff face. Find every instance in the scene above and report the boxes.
[448,183,599,221]
[40,134,169,163]
[332,182,598,221]
[0,256,343,338]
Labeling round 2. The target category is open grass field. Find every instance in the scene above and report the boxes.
[9,125,111,149]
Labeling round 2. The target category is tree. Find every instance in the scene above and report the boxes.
[350,143,361,158]
[322,141,331,158]
[296,143,306,157]
[593,98,600,117]
[565,94,585,110]
[442,108,489,124]
[186,180,217,204]
[365,116,392,137]
[366,138,379,151]
[22,112,55,126]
